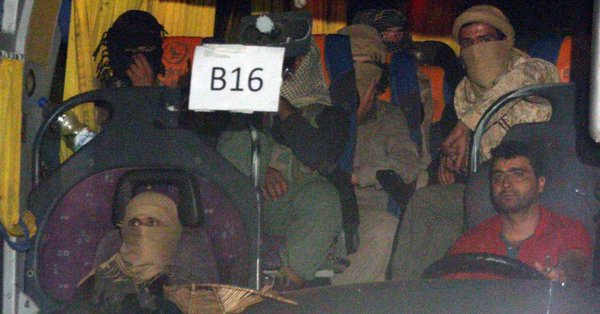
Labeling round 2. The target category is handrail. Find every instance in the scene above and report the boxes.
[469,83,574,173]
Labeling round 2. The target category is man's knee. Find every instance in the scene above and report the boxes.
[294,178,342,227]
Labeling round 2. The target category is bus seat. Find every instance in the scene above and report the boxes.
[92,169,220,285]
[378,52,393,103]
[464,83,599,281]
[412,33,460,56]
[527,35,572,83]
[315,33,361,254]
[413,40,465,160]
[159,36,203,87]
[390,51,423,146]
[25,87,257,312]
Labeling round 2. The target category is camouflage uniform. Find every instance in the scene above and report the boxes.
[389,50,559,281]
[455,48,559,159]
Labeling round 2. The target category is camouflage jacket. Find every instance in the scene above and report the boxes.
[454,48,559,159]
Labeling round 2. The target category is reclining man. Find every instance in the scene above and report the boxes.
[332,24,420,284]
[389,5,559,280]
[447,141,592,282]
[218,11,346,290]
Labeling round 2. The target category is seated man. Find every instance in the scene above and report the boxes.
[72,192,187,312]
[447,141,592,282]
[94,10,166,88]
[218,11,346,289]
[332,24,420,284]
[389,5,559,280]
[353,8,433,188]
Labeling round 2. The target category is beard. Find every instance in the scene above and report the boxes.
[491,188,539,215]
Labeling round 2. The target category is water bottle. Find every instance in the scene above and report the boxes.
[55,111,97,152]
[38,97,97,152]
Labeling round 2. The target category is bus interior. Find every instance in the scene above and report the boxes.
[1,0,600,313]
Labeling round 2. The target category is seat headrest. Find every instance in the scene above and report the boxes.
[113,169,203,227]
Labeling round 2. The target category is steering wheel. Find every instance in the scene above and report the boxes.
[422,253,546,280]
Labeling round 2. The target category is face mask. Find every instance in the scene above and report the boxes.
[461,40,512,89]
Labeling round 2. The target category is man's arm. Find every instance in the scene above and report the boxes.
[271,98,349,171]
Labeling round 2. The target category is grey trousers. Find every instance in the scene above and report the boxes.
[388,183,465,280]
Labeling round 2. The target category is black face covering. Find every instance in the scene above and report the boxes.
[95,10,166,87]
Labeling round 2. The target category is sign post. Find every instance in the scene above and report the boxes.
[189,44,285,290]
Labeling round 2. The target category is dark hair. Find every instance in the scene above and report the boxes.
[94,10,166,87]
[489,141,545,178]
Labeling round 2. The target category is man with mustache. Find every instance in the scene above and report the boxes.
[447,141,591,282]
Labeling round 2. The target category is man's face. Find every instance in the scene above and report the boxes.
[381,27,405,43]
[490,156,545,214]
[458,22,502,49]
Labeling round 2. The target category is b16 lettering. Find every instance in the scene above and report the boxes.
[211,67,264,92]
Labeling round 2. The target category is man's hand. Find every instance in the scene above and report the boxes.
[534,251,588,283]
[262,167,289,201]
[351,173,359,186]
[437,156,456,185]
[356,78,378,124]
[278,97,295,121]
[441,121,471,173]
[126,54,156,86]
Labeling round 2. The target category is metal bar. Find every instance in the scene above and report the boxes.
[250,124,262,290]
[590,0,600,143]
[3,240,18,314]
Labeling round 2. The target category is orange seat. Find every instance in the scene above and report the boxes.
[378,52,394,103]
[160,36,204,87]
[556,36,572,83]
[418,65,446,123]
[313,34,331,86]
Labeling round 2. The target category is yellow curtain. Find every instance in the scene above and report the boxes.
[0,58,37,237]
[306,0,346,34]
[62,0,216,161]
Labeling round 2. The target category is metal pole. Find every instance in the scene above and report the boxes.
[590,0,600,143]
[250,124,262,290]
[3,240,18,314]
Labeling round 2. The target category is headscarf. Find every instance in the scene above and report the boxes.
[353,9,410,52]
[280,42,331,108]
[94,10,166,87]
[83,192,182,287]
[371,9,408,34]
[337,25,386,100]
[452,5,514,46]
[452,5,514,90]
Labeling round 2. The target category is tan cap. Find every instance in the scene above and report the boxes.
[452,5,514,43]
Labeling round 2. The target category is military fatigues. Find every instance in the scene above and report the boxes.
[389,49,559,280]
[455,48,559,159]
[218,103,345,280]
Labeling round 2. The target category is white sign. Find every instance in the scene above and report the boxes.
[189,44,285,113]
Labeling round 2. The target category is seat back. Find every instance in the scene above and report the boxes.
[413,40,465,160]
[314,34,357,173]
[465,84,599,271]
[159,36,204,87]
[389,51,423,145]
[26,87,257,312]
[527,35,572,83]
